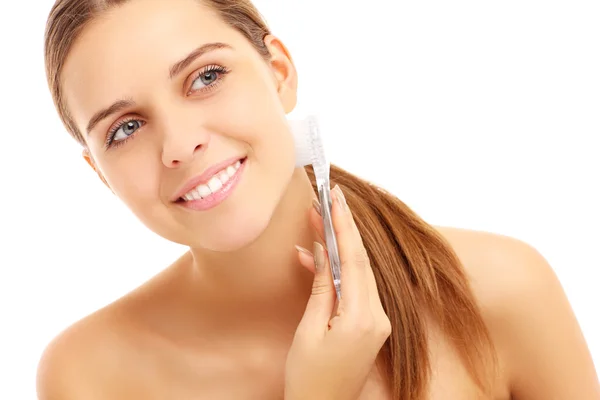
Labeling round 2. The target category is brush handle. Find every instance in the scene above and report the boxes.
[318,181,342,301]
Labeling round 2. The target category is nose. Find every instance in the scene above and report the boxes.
[160,120,210,169]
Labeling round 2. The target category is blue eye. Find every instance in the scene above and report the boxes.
[189,65,229,94]
[191,71,219,90]
[106,118,144,148]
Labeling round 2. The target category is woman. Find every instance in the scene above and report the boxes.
[38,0,599,399]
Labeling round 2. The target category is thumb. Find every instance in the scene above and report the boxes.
[297,242,337,333]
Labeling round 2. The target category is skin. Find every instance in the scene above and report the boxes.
[37,0,600,398]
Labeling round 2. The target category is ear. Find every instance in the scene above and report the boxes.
[82,149,112,192]
[264,35,298,113]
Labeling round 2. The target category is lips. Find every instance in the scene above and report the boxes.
[172,156,246,202]
[180,158,244,201]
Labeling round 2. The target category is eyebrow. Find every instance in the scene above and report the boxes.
[169,42,232,79]
[85,42,232,136]
[86,99,135,135]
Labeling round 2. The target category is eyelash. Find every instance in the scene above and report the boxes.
[104,64,231,149]
[105,117,144,149]
[187,64,230,96]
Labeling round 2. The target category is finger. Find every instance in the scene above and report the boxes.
[295,245,316,274]
[331,187,387,316]
[316,187,383,319]
[297,242,364,323]
[295,242,337,336]
[330,185,370,310]
[312,194,365,311]
[309,198,325,243]
[329,187,390,340]
[295,244,348,321]
[341,208,386,311]
[334,191,389,326]
[310,199,341,319]
[341,200,388,315]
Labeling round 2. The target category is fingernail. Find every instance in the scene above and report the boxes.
[295,245,313,257]
[334,185,347,211]
[313,242,325,272]
[312,198,322,215]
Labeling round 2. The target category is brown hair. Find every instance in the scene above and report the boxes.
[44,0,498,398]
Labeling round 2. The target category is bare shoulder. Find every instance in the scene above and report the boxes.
[434,226,600,399]
[433,226,547,306]
[36,305,132,400]
[36,254,190,400]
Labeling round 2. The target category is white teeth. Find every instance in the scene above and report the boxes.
[218,171,230,184]
[180,158,244,201]
[207,176,223,192]
[197,185,211,198]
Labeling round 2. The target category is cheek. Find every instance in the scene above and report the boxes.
[102,155,162,208]
[218,68,284,122]
[208,73,296,167]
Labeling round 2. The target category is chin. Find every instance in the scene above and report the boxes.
[188,209,273,252]
[186,167,291,253]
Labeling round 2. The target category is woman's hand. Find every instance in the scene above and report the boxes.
[285,185,392,400]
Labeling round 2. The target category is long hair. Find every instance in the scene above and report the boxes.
[44,1,498,398]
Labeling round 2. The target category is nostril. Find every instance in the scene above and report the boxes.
[163,142,204,168]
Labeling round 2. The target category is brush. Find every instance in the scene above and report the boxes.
[288,115,342,301]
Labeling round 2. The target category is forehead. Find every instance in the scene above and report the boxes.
[61,0,247,133]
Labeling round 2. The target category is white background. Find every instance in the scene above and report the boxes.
[0,0,598,398]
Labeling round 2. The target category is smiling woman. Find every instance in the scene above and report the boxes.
[38,0,600,399]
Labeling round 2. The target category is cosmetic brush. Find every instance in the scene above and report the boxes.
[289,115,342,301]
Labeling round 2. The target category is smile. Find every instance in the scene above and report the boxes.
[176,157,247,211]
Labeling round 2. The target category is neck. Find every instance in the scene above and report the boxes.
[183,167,320,339]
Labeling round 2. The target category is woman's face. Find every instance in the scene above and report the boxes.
[61,0,299,251]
